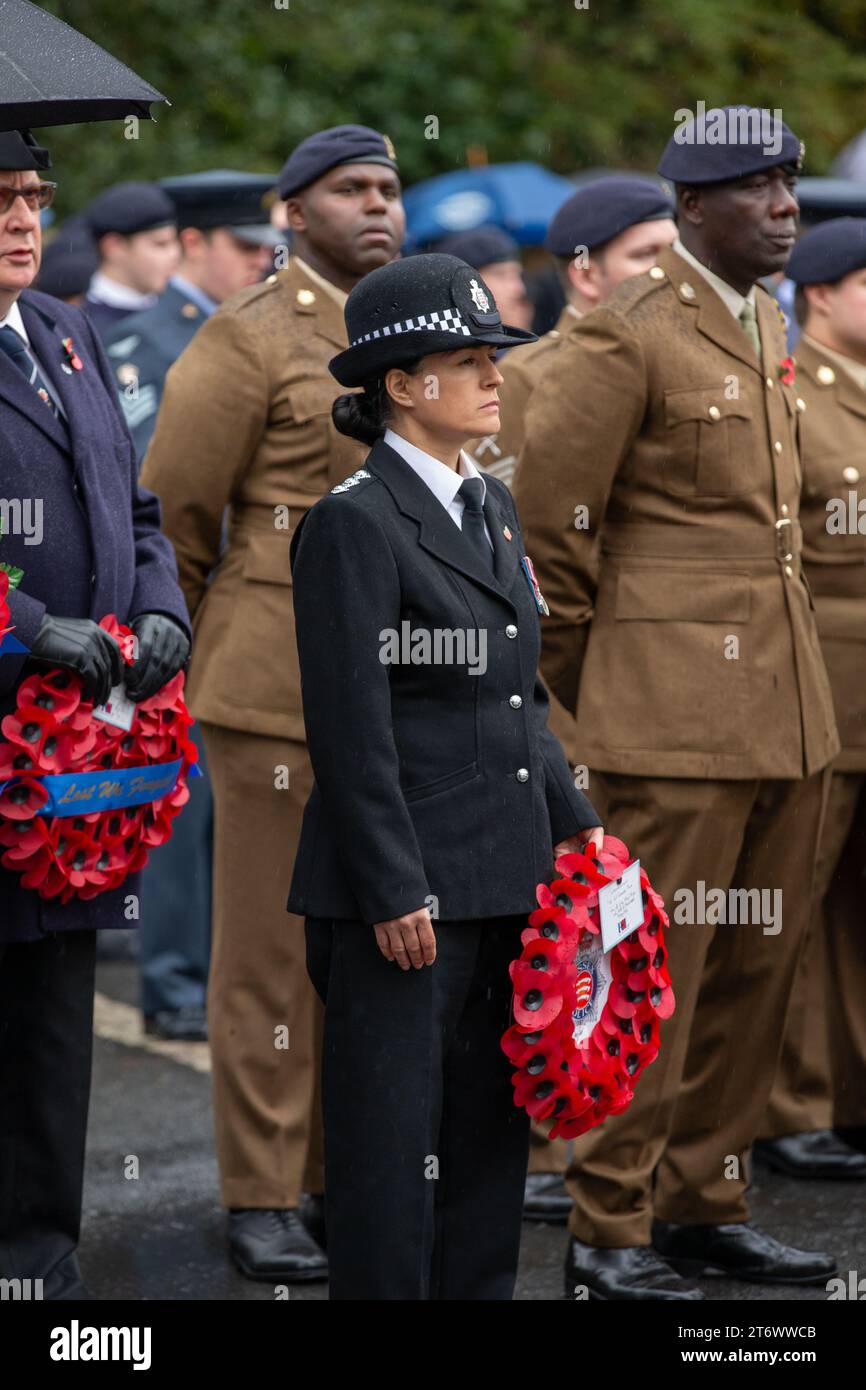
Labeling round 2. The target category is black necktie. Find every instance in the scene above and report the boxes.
[0,324,60,416]
[458,477,494,572]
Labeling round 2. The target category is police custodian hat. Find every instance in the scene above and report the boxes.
[786,218,866,285]
[329,253,537,387]
[545,175,674,256]
[0,129,51,171]
[657,105,804,185]
[278,124,398,200]
[84,181,177,238]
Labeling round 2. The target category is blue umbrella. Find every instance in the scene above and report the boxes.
[403,162,574,248]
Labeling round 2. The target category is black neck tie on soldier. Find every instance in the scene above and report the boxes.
[0,325,60,416]
[458,476,494,572]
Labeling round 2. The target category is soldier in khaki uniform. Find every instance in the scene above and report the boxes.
[140,125,405,1281]
[470,178,677,491]
[516,107,839,1300]
[756,220,866,1179]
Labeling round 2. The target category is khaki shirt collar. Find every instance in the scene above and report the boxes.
[801,333,866,393]
[672,238,756,321]
[293,256,349,309]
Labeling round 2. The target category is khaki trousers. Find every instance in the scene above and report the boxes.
[564,768,829,1247]
[201,722,324,1209]
[764,771,866,1135]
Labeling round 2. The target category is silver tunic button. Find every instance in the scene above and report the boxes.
[505,624,518,638]
[509,695,523,709]
[516,768,529,782]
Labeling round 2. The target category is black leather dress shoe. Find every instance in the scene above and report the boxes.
[144,1005,208,1042]
[564,1237,705,1300]
[228,1209,328,1282]
[754,1130,866,1179]
[298,1191,327,1250]
[524,1172,573,1223]
[653,1219,837,1286]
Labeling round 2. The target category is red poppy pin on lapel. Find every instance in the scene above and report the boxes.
[61,337,83,374]
[503,525,513,541]
[778,356,795,387]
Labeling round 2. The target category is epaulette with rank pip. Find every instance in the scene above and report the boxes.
[330,468,372,493]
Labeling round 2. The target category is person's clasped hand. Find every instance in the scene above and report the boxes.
[554,825,605,859]
[124,613,191,703]
[374,906,437,970]
[30,613,123,709]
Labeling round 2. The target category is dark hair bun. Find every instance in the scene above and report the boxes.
[331,390,383,447]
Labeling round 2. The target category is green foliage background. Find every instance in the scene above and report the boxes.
[35,0,866,217]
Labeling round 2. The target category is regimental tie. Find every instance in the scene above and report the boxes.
[0,324,61,417]
[738,299,761,358]
[458,476,494,572]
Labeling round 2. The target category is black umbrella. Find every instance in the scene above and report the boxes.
[0,0,167,131]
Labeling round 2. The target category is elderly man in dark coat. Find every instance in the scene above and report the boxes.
[0,130,190,1300]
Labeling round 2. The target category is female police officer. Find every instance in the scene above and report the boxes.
[287,254,603,1300]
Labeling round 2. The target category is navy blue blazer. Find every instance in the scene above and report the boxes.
[0,288,189,942]
[287,438,599,926]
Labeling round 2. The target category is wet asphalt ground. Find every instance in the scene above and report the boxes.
[79,953,866,1303]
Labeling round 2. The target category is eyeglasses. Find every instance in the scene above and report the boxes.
[0,182,57,215]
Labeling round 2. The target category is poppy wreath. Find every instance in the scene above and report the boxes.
[0,594,197,903]
[501,835,674,1140]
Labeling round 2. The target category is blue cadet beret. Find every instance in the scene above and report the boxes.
[329,252,536,387]
[36,240,98,299]
[278,124,399,199]
[84,181,177,238]
[544,176,674,256]
[432,226,520,268]
[0,128,51,171]
[160,169,280,245]
[786,218,866,285]
[657,105,804,185]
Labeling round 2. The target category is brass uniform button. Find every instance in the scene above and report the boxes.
[297,288,316,306]
[679,282,696,299]
[766,376,774,389]
[116,363,138,386]
[774,440,783,454]
[816,365,836,385]
[796,397,806,411]
[843,466,860,484]
[266,273,278,285]
[708,405,721,421]
[649,266,665,281]
[781,503,789,516]
[181,303,199,318]
[785,565,794,578]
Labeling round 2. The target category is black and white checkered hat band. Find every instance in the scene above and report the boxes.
[350,306,472,346]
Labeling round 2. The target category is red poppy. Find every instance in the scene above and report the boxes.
[503,835,675,1140]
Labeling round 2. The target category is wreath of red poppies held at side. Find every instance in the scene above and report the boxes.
[0,576,197,903]
[502,836,675,1139]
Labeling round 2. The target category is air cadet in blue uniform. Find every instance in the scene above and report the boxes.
[104,171,278,463]
[82,181,179,340]
[0,130,189,1299]
[288,254,604,1299]
[102,173,278,1042]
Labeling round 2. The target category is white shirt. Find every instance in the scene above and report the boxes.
[0,300,31,345]
[672,239,757,321]
[384,427,494,549]
[87,270,156,314]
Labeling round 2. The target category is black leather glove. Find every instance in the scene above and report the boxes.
[30,614,123,709]
[125,613,191,704]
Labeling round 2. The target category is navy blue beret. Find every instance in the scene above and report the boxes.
[786,218,866,285]
[36,240,98,299]
[84,181,176,238]
[0,128,51,171]
[160,169,278,242]
[544,176,674,255]
[278,124,398,199]
[432,226,520,267]
[657,105,804,185]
